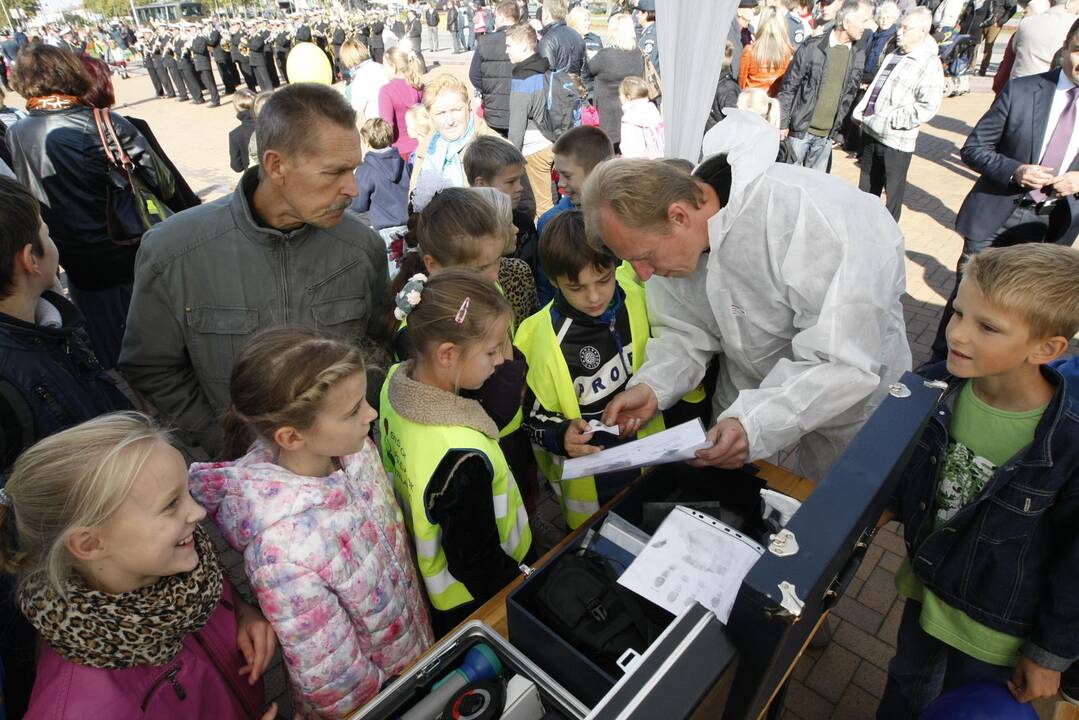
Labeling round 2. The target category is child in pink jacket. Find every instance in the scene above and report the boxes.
[189,327,434,719]
[0,413,271,720]
[618,76,664,159]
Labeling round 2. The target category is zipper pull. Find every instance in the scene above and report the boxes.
[519,563,535,577]
[167,666,187,701]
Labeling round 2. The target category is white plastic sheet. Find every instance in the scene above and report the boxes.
[656,0,739,162]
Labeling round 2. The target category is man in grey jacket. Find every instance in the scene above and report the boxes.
[119,83,390,460]
[851,8,943,221]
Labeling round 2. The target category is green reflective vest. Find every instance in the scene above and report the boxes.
[379,364,532,611]
[514,275,668,529]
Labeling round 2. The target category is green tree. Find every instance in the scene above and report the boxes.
[6,0,39,22]
[82,0,129,19]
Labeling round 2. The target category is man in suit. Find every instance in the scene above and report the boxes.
[161,30,189,102]
[247,28,273,93]
[210,25,237,95]
[274,23,291,84]
[448,2,461,53]
[231,21,256,92]
[138,30,166,98]
[176,29,205,105]
[149,29,177,98]
[930,18,1079,362]
[191,28,220,106]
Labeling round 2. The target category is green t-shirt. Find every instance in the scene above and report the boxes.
[895,380,1047,667]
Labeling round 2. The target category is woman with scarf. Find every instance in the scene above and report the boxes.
[410,73,499,191]
[0,412,277,719]
[6,44,174,370]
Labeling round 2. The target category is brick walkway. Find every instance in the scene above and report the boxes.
[48,30,1072,718]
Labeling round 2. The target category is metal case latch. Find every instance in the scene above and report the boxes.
[775,580,805,620]
[888,382,911,398]
[768,528,799,557]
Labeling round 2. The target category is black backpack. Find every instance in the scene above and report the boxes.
[533,548,658,674]
[542,70,584,139]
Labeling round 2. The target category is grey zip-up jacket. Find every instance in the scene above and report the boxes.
[119,168,390,459]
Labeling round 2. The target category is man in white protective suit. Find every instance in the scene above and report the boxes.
[588,109,913,481]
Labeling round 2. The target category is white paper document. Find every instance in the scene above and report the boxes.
[617,505,764,624]
[560,419,712,481]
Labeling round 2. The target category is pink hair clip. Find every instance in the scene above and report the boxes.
[454,297,471,324]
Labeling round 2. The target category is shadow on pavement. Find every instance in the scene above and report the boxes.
[906,249,957,300]
[902,182,959,233]
[927,114,975,137]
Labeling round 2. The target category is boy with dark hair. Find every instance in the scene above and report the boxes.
[0,175,132,463]
[463,134,540,279]
[515,210,702,529]
[0,174,132,717]
[879,243,1079,719]
[352,117,411,233]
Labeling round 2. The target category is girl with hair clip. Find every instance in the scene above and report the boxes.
[187,326,432,719]
[391,185,538,512]
[392,185,535,453]
[390,186,536,345]
[378,46,426,161]
[0,412,274,719]
[380,270,535,637]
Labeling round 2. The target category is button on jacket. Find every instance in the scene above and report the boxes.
[119,168,390,460]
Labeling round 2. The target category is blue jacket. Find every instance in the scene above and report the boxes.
[534,196,575,307]
[351,147,410,230]
[863,25,897,78]
[1050,357,1079,402]
[0,291,132,469]
[892,364,1079,671]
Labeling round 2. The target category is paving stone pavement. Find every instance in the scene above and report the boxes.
[18,29,1071,718]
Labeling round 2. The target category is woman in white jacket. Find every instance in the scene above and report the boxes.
[340,40,387,122]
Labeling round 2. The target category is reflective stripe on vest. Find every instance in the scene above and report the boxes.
[379,364,532,610]
[514,274,664,529]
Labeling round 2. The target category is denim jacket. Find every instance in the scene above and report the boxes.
[892,365,1079,671]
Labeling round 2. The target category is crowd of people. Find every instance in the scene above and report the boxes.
[0,0,1077,719]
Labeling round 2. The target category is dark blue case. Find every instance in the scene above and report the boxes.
[506,372,941,718]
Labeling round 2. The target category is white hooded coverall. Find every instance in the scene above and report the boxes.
[629,110,913,481]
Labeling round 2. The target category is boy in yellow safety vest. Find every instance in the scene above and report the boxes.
[515,210,707,529]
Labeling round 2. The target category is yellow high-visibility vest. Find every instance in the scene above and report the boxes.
[379,365,532,610]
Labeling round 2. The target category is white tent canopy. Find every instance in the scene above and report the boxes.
[657,0,739,162]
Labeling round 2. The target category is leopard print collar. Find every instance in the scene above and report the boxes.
[20,526,224,669]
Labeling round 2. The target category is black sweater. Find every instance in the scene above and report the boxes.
[228,110,256,173]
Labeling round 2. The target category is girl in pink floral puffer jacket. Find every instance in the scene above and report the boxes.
[189,327,434,719]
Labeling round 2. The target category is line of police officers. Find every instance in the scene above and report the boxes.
[136,12,390,107]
